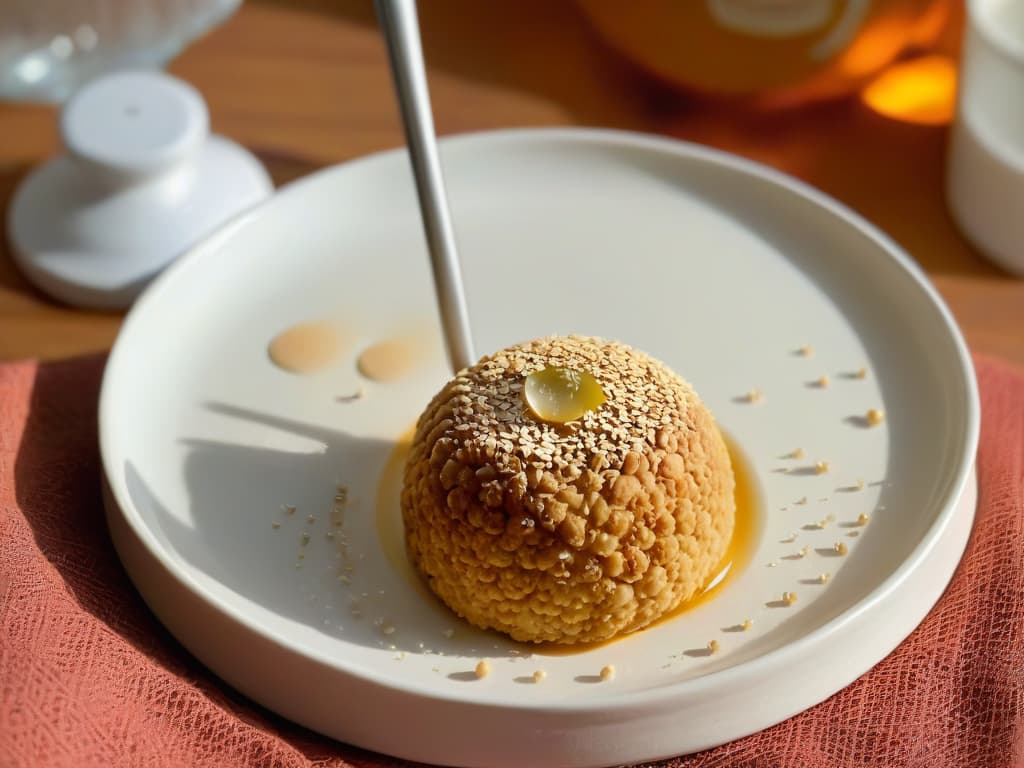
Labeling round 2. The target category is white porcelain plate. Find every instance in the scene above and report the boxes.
[100,129,979,768]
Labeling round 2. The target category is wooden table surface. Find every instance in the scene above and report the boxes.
[2,0,1021,364]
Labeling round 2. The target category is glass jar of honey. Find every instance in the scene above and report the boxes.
[576,0,954,106]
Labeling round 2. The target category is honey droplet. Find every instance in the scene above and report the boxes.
[523,367,606,424]
[268,322,344,374]
[358,339,418,382]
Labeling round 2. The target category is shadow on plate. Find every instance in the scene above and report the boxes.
[124,401,523,659]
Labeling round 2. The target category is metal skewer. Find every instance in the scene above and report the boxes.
[374,0,476,373]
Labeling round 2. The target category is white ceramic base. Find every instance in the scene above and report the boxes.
[7,71,272,309]
[100,129,979,767]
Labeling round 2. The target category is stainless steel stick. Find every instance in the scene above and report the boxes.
[374,0,476,373]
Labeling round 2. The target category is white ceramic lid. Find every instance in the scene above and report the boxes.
[7,70,272,309]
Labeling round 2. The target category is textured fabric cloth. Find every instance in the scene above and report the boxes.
[1,354,1022,768]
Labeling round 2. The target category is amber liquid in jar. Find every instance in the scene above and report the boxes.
[575,0,953,105]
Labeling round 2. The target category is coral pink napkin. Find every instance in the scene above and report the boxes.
[1,354,1022,768]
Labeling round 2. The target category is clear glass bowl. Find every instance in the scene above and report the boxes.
[0,0,241,102]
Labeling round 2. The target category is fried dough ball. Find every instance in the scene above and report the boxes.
[401,336,735,644]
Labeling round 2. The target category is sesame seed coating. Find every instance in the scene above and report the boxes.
[401,336,736,644]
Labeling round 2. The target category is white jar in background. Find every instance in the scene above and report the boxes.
[947,0,1024,276]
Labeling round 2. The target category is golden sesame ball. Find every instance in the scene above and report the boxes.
[401,336,735,644]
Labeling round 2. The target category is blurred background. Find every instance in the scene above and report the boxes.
[1,0,1020,362]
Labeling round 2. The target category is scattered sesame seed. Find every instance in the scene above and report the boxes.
[271,521,281,529]
[475,660,491,679]
[336,386,365,403]
[600,664,615,681]
[815,461,830,475]
[767,561,778,568]
[799,344,814,357]
[789,448,805,460]
[283,505,296,515]
[782,591,798,605]
[300,532,310,546]
[306,514,316,524]
[325,531,335,540]
[817,375,830,388]
[742,618,753,631]
[817,519,828,529]
[796,496,808,505]
[532,669,547,683]
[866,409,885,426]
[442,628,455,639]
[382,624,396,636]
[707,639,720,654]
[855,479,865,491]
[857,513,870,526]
[835,541,849,555]
[818,572,831,584]
[746,388,763,404]
[800,545,810,558]
[855,367,868,379]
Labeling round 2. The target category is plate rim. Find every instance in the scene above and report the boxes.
[99,126,981,714]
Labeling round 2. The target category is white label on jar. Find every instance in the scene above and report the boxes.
[810,0,871,60]
[707,0,872,60]
[707,0,837,37]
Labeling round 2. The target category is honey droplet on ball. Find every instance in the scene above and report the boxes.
[523,367,606,424]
